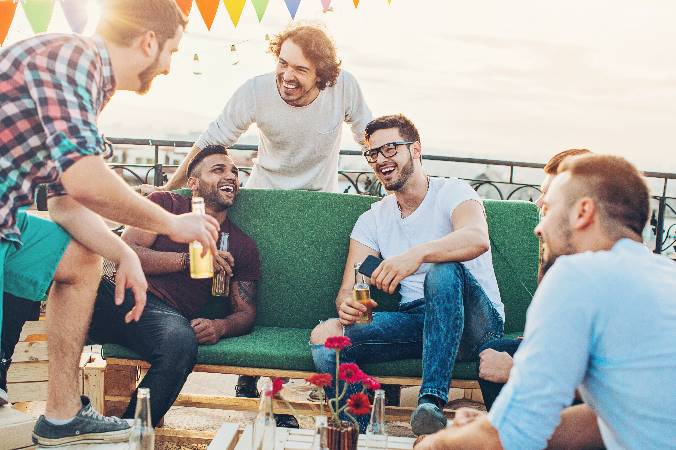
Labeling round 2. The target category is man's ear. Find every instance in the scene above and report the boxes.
[411,141,422,160]
[138,30,158,57]
[187,176,198,192]
[573,197,596,231]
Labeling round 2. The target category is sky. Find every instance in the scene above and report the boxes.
[3,0,676,175]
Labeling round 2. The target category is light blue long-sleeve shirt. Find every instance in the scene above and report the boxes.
[488,239,676,450]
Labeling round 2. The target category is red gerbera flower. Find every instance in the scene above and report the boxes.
[362,376,381,391]
[324,336,352,351]
[338,363,365,384]
[306,373,333,388]
[266,377,284,397]
[346,392,371,416]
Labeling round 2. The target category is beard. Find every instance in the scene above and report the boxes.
[382,153,415,191]
[198,183,235,212]
[539,222,575,277]
[136,52,162,95]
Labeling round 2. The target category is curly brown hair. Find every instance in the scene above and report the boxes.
[268,24,341,90]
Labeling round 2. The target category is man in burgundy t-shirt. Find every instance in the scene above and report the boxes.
[88,146,260,425]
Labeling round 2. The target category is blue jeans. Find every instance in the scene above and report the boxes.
[476,338,521,411]
[88,279,198,426]
[312,262,504,428]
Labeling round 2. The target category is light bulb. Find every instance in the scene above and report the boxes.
[192,53,202,75]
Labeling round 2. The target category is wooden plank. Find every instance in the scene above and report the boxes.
[7,361,49,383]
[18,321,46,341]
[106,394,454,421]
[207,423,240,450]
[155,427,216,445]
[104,358,479,388]
[83,354,107,413]
[8,381,48,403]
[12,341,48,362]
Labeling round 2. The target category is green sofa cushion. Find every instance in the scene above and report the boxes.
[102,189,539,379]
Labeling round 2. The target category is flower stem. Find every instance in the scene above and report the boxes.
[334,349,340,426]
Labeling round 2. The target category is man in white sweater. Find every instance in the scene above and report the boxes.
[163,23,372,192]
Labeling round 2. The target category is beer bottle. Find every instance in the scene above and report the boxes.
[189,197,213,279]
[251,382,275,450]
[353,263,373,324]
[129,388,154,450]
[212,232,230,296]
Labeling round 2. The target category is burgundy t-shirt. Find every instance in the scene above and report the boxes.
[145,191,261,319]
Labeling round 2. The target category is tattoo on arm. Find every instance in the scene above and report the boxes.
[234,281,256,306]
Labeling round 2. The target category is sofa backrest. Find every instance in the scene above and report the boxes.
[194,189,539,334]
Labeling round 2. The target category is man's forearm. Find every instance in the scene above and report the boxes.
[127,244,184,275]
[164,144,201,190]
[62,156,177,236]
[48,195,133,263]
[415,227,489,264]
[335,287,353,310]
[214,313,254,339]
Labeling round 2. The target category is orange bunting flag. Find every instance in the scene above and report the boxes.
[195,0,219,30]
[353,0,359,7]
[0,1,17,46]
[23,0,55,34]
[223,0,245,27]
[176,0,193,17]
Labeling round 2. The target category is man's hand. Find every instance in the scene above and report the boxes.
[113,250,148,323]
[191,318,224,344]
[134,184,164,196]
[371,248,424,294]
[213,250,234,275]
[167,213,220,257]
[478,349,513,383]
[338,298,378,326]
[453,408,486,427]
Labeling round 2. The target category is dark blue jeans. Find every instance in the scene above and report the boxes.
[312,262,504,429]
[476,338,521,411]
[88,279,198,426]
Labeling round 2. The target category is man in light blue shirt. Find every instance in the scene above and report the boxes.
[414,154,676,450]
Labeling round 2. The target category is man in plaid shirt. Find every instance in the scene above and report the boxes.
[0,0,220,446]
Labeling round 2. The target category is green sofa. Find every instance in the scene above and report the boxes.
[102,188,539,381]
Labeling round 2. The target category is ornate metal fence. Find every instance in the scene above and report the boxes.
[74,138,675,256]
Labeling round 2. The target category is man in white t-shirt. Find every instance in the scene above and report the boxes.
[160,23,372,193]
[310,114,504,435]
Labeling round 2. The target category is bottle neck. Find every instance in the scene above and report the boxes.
[134,392,152,425]
[368,392,386,433]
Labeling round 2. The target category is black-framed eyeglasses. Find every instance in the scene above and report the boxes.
[363,141,414,163]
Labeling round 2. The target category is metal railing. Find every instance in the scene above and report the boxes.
[85,138,675,256]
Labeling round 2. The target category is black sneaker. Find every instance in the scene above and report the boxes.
[275,414,299,428]
[235,375,260,398]
[0,355,9,406]
[32,396,131,447]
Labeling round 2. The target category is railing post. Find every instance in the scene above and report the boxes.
[654,178,668,254]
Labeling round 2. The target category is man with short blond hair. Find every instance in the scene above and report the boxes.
[0,1,219,445]
[415,154,676,450]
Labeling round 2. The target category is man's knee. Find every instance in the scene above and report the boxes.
[425,262,463,285]
[165,326,198,368]
[54,240,102,284]
[310,319,342,345]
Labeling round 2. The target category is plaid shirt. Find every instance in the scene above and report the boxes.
[0,34,115,244]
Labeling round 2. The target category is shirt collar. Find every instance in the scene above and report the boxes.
[92,35,116,102]
[612,237,649,254]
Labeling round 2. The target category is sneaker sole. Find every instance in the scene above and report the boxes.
[410,406,447,436]
[0,388,8,406]
[32,428,131,447]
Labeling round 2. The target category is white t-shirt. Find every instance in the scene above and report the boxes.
[195,70,372,192]
[350,177,504,320]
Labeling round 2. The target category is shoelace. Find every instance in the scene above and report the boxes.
[81,406,126,424]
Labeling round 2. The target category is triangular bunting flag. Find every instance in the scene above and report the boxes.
[195,0,219,30]
[250,0,268,22]
[353,0,359,7]
[284,0,300,19]
[0,1,17,46]
[176,0,193,17]
[223,0,245,27]
[387,0,392,4]
[320,0,331,10]
[61,0,88,33]
[23,0,55,34]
